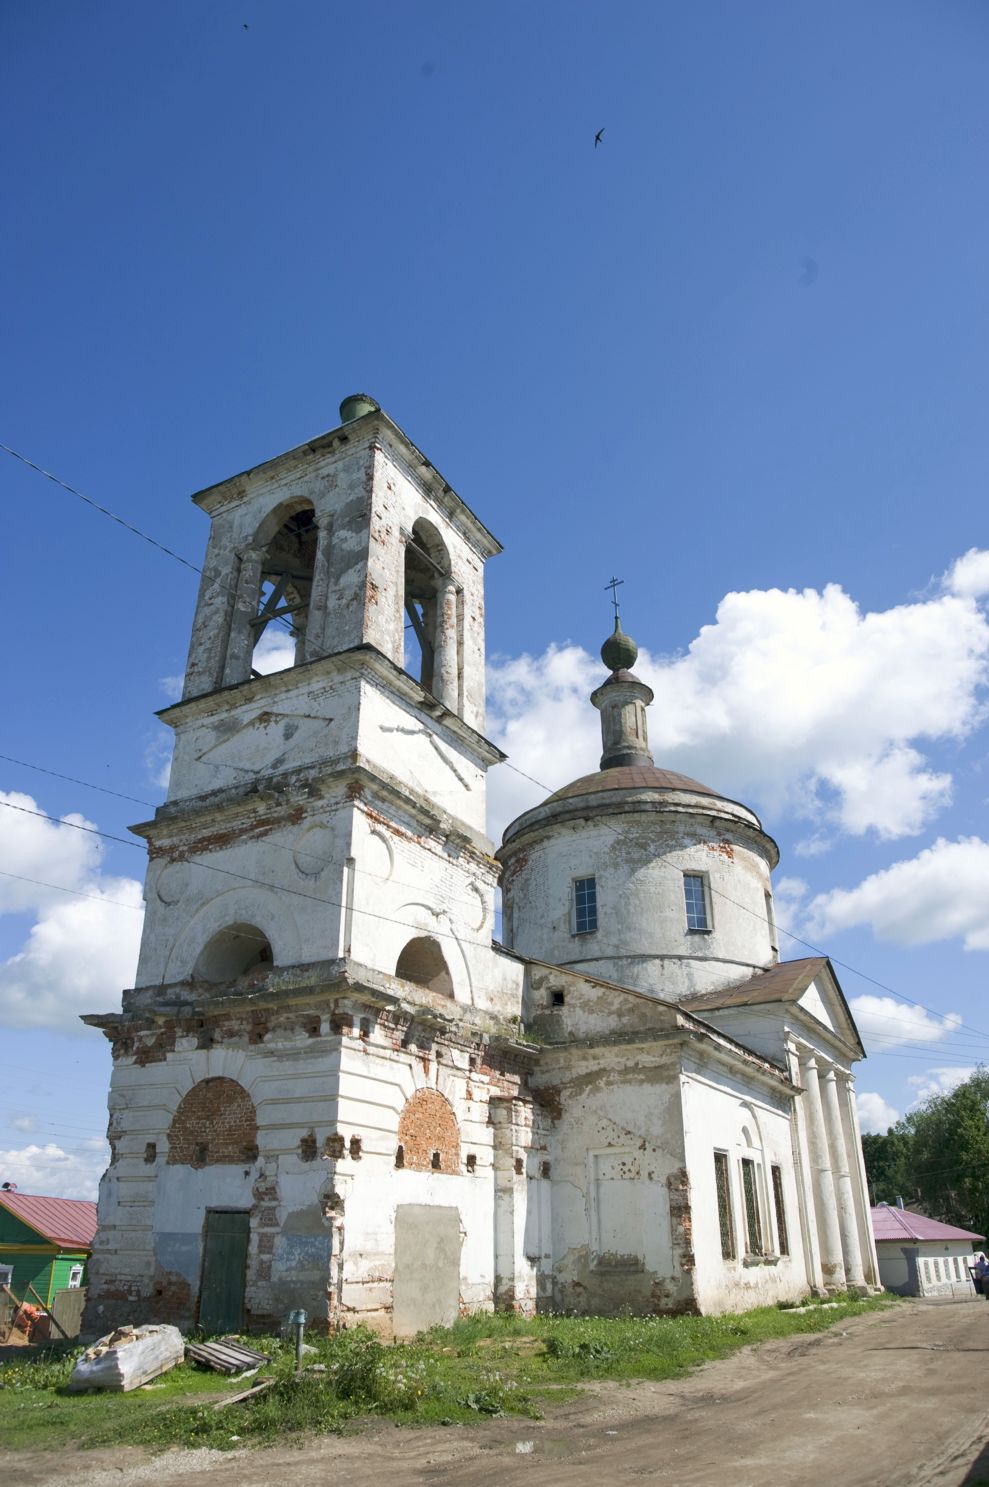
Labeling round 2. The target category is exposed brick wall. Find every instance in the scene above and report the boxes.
[167,1076,258,1166]
[396,1088,460,1174]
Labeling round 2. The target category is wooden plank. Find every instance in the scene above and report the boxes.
[213,1378,274,1410]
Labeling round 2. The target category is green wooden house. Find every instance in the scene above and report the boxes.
[0,1184,97,1305]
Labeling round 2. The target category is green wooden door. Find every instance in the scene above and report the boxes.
[199,1210,250,1334]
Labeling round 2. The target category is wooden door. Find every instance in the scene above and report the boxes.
[199,1210,250,1334]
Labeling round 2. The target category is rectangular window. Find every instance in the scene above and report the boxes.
[952,1256,962,1280]
[573,876,598,935]
[714,1151,736,1260]
[771,1164,789,1256]
[0,1263,12,1289]
[741,1157,763,1256]
[683,873,710,931]
[765,891,778,958]
[67,1264,84,1289]
[933,1258,942,1281]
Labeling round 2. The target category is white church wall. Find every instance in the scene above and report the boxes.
[681,1060,807,1312]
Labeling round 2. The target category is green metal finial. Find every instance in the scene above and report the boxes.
[601,617,638,672]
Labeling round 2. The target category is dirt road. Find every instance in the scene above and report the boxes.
[17,1300,989,1487]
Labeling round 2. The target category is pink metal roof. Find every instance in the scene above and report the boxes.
[0,1189,97,1248]
[871,1203,984,1244]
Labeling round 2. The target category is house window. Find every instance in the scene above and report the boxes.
[683,873,711,931]
[740,1157,763,1256]
[573,876,598,935]
[714,1151,736,1260]
[771,1164,789,1256]
[67,1264,84,1289]
[0,1263,12,1288]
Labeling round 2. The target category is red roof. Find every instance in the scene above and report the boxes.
[871,1203,984,1244]
[0,1189,98,1248]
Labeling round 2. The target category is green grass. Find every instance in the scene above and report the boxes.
[0,1295,892,1455]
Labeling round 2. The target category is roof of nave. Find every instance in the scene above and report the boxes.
[545,764,722,804]
[680,957,829,1012]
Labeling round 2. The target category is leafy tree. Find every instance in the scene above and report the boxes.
[861,1067,989,1240]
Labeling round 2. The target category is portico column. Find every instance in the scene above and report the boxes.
[433,577,459,712]
[303,514,334,662]
[800,1055,846,1290]
[821,1067,868,1292]
[222,545,264,686]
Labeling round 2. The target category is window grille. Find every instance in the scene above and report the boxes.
[573,876,598,934]
[741,1157,763,1255]
[933,1258,942,1281]
[714,1151,735,1260]
[771,1164,789,1256]
[683,873,710,931]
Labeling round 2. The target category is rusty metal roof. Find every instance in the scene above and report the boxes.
[0,1189,98,1248]
[545,765,722,803]
[872,1204,984,1244]
[680,957,829,1012]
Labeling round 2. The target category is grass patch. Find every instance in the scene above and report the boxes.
[0,1295,892,1455]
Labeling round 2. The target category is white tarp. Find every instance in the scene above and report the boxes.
[68,1323,185,1392]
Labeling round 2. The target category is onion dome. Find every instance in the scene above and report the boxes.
[601,620,638,673]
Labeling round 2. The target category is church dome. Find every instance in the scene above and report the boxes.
[545,764,721,805]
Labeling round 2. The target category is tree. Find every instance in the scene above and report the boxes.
[862,1067,989,1240]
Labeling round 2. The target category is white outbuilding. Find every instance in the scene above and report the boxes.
[82,395,881,1338]
[871,1204,983,1299]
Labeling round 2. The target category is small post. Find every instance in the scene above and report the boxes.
[290,1307,307,1374]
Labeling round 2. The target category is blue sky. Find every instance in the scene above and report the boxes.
[2,1,989,1196]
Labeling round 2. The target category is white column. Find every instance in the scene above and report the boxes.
[433,577,459,712]
[800,1055,846,1290]
[839,1073,881,1287]
[821,1068,867,1291]
[222,546,264,686]
[303,515,334,662]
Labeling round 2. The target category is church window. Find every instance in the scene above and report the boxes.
[771,1164,789,1256]
[684,874,711,932]
[573,876,598,935]
[714,1151,736,1260]
[740,1157,764,1256]
[765,891,778,958]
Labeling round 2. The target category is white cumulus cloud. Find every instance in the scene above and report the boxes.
[0,1140,108,1201]
[848,993,961,1051]
[808,838,989,951]
[944,548,989,601]
[907,1065,979,1104]
[487,573,989,845]
[0,791,144,1034]
[856,1091,901,1133]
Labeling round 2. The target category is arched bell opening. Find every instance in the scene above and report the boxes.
[194,923,274,983]
[395,935,454,997]
[250,502,318,676]
[403,519,451,696]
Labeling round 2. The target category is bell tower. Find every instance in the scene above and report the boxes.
[132,394,505,1002]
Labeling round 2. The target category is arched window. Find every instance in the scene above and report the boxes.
[403,519,451,694]
[251,502,318,676]
[396,1089,460,1173]
[395,936,454,997]
[167,1077,258,1166]
[194,924,273,983]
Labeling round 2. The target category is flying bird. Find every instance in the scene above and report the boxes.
[594,128,605,148]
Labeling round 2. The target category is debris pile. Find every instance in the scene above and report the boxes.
[68,1323,185,1393]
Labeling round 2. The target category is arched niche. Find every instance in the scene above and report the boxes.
[395,936,454,997]
[167,1077,258,1166]
[161,886,299,985]
[396,1089,460,1174]
[194,923,273,983]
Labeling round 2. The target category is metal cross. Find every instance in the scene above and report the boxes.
[605,576,624,622]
